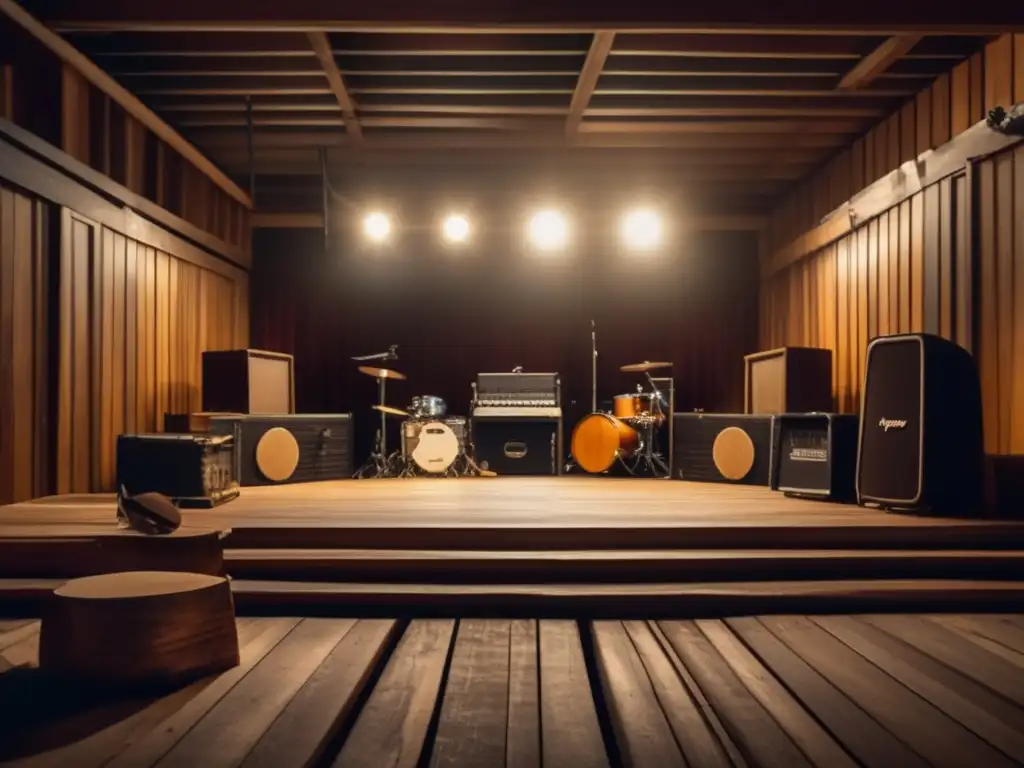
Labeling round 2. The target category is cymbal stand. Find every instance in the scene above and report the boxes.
[629,373,670,477]
[354,375,395,479]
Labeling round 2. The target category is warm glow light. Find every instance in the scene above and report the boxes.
[442,214,471,243]
[621,209,663,251]
[528,210,568,251]
[363,211,391,243]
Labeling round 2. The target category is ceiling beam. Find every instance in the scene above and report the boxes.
[32,1,1024,33]
[307,31,362,141]
[837,34,923,90]
[0,0,252,207]
[567,31,615,137]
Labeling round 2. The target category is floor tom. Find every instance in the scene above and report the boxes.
[571,413,640,473]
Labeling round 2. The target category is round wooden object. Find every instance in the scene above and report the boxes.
[255,427,300,482]
[39,571,239,687]
[712,427,756,481]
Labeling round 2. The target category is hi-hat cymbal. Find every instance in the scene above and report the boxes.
[358,366,407,381]
[373,404,409,417]
[620,361,673,373]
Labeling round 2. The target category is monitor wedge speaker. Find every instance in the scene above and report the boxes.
[856,334,984,516]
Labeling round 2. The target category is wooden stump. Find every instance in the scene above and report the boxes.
[39,571,239,687]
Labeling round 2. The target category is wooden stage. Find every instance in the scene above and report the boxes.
[2,478,1024,615]
[3,613,1024,767]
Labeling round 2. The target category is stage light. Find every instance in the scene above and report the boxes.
[528,210,568,251]
[442,214,471,243]
[362,211,391,243]
[621,209,663,251]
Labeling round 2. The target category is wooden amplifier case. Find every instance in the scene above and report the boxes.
[743,346,833,415]
[202,349,295,415]
[164,412,242,434]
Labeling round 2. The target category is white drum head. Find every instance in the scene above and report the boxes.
[411,422,459,474]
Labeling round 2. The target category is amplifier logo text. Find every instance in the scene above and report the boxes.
[878,418,908,431]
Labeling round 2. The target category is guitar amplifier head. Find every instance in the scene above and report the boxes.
[209,414,353,486]
[672,413,775,485]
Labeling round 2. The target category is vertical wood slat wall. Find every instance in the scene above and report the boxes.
[762,34,1024,456]
[0,184,50,504]
[57,213,249,496]
[56,66,250,255]
[769,34,1024,252]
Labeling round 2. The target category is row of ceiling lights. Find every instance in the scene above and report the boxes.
[360,209,665,251]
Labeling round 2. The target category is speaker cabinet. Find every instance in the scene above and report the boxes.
[116,434,239,507]
[744,347,833,414]
[473,417,562,476]
[771,413,859,501]
[202,349,295,415]
[672,414,775,485]
[210,414,353,486]
[856,334,984,515]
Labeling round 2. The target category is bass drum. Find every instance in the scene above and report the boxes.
[571,413,640,474]
[410,421,460,474]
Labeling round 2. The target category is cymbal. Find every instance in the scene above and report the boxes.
[372,404,409,417]
[620,361,673,373]
[358,365,407,381]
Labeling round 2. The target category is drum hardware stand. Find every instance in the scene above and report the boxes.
[564,320,598,473]
[353,353,401,479]
[628,373,671,477]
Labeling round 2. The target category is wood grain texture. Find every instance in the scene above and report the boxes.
[0,184,49,504]
[57,223,248,492]
[506,620,540,768]
[430,620,511,768]
[539,620,609,768]
[333,619,455,768]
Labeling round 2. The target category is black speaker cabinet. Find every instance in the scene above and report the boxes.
[116,434,239,507]
[473,416,562,476]
[210,414,353,486]
[771,413,859,501]
[202,349,295,415]
[856,333,984,515]
[672,413,775,485]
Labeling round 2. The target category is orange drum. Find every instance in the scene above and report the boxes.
[571,413,640,473]
[613,393,666,425]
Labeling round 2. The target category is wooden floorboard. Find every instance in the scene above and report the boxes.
[2,480,1023,553]
[3,613,1024,767]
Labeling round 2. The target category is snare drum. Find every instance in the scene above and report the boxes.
[571,413,640,474]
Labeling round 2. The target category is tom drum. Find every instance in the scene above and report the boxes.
[613,393,667,424]
[571,413,640,474]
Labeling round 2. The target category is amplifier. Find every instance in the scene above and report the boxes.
[164,412,241,434]
[116,434,239,507]
[473,416,562,476]
[209,414,353,486]
[672,413,775,486]
[771,413,859,501]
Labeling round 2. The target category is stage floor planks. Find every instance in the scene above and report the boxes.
[3,613,1024,767]
[2,479,1024,552]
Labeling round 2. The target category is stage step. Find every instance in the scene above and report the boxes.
[225,547,1024,584]
[222,522,1024,551]
[4,578,1024,618]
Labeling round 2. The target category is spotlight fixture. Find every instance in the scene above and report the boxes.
[363,211,391,243]
[528,210,568,251]
[442,214,471,244]
[621,209,663,251]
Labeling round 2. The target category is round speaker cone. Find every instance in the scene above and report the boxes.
[255,427,300,482]
[712,426,755,481]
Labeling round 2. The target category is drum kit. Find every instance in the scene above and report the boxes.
[568,361,673,477]
[352,351,493,479]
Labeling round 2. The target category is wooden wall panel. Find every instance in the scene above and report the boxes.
[57,222,249,493]
[0,183,50,505]
[769,35,1023,254]
[761,185,958,420]
[0,65,11,121]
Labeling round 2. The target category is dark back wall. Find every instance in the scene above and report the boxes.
[251,221,760,461]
